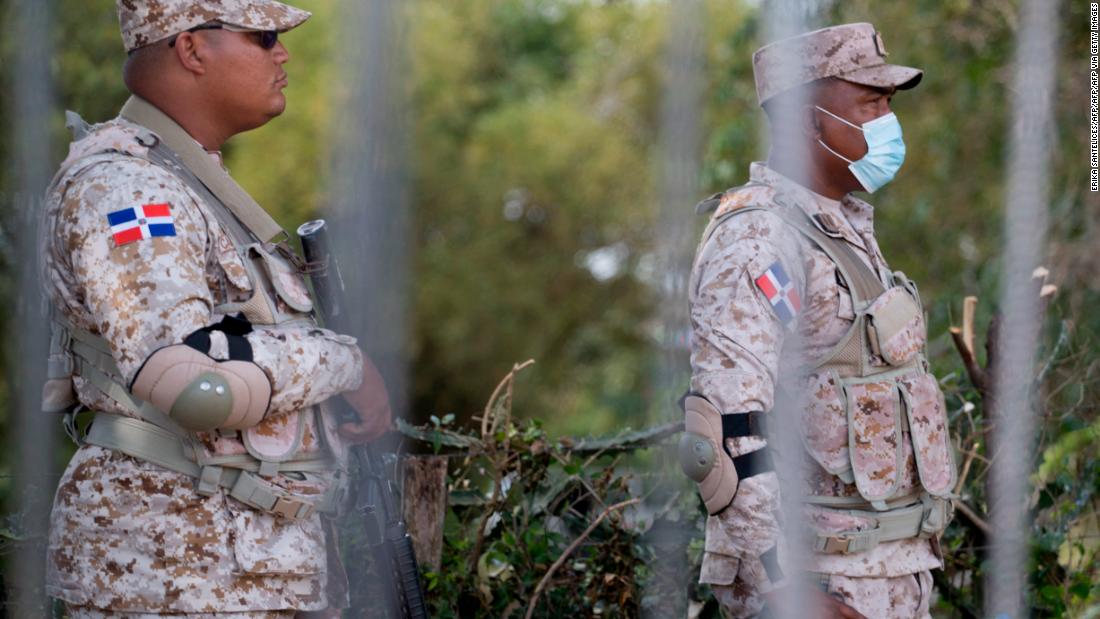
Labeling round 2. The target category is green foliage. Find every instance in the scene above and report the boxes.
[1,0,1098,616]
[400,364,708,619]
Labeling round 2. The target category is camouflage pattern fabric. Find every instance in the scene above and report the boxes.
[117,0,311,51]
[688,162,942,617]
[821,571,934,619]
[712,571,933,619]
[68,605,296,618]
[866,286,926,365]
[752,22,923,105]
[42,116,363,613]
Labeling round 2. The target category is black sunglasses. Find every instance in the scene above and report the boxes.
[168,23,279,50]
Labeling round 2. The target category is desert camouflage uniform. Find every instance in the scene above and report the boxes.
[42,110,360,612]
[41,1,359,614]
[68,608,295,618]
[117,0,310,52]
[689,163,941,619]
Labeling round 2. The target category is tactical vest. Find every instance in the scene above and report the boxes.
[44,97,348,521]
[699,195,957,554]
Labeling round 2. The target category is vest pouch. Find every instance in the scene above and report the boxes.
[891,271,925,317]
[865,286,925,366]
[244,409,308,463]
[800,371,853,482]
[212,231,254,298]
[225,483,327,575]
[252,243,314,315]
[219,244,313,326]
[898,372,957,497]
[843,378,904,506]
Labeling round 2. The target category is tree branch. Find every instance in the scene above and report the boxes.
[954,500,992,536]
[524,498,640,619]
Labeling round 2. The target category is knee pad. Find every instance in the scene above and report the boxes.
[679,395,739,515]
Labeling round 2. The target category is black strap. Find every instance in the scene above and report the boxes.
[183,329,213,352]
[183,314,255,362]
[732,449,774,480]
[679,392,768,439]
[760,544,784,583]
[213,313,253,336]
[722,411,767,439]
[224,335,253,362]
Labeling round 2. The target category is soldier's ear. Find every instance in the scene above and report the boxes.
[172,33,208,76]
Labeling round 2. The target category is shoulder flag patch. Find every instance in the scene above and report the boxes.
[107,203,177,247]
[755,261,801,325]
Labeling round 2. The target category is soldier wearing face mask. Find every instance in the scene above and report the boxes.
[681,23,956,619]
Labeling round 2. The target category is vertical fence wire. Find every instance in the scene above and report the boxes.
[7,0,57,616]
[648,0,704,615]
[329,0,412,424]
[655,0,704,403]
[986,0,1061,616]
[328,1,412,615]
[759,2,825,617]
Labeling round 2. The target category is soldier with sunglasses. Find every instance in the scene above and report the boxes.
[41,2,392,617]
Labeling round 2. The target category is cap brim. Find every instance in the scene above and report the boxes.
[224,0,312,33]
[838,63,923,92]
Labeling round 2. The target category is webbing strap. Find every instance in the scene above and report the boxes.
[722,411,767,438]
[61,321,334,485]
[768,207,885,307]
[810,497,947,554]
[143,135,259,250]
[803,488,922,510]
[87,412,201,477]
[119,96,285,243]
[85,413,339,520]
[733,449,774,480]
[68,333,191,438]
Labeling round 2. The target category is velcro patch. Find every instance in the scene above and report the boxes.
[108,203,177,246]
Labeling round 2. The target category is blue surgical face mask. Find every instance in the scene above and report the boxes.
[815,106,906,193]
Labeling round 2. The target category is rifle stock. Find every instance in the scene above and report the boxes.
[297,219,428,619]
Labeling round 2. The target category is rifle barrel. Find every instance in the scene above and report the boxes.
[297,219,429,619]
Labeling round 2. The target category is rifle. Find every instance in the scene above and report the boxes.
[297,219,428,619]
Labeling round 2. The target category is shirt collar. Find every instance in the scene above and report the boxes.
[748,161,875,249]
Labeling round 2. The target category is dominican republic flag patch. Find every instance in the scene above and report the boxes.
[107,203,176,246]
[755,261,801,326]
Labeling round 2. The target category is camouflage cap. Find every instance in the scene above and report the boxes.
[752,23,922,106]
[118,0,311,52]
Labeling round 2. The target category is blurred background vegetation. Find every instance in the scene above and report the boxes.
[1,0,1097,616]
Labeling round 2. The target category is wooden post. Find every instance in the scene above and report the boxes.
[402,455,448,572]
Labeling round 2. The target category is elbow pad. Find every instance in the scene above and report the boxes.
[130,315,271,432]
[678,394,773,515]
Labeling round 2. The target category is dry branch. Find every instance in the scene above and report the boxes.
[954,500,992,536]
[469,360,536,577]
[524,497,641,619]
[950,296,986,393]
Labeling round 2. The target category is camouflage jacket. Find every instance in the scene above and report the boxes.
[42,114,362,613]
[688,162,943,594]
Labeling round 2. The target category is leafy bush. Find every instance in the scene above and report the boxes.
[389,362,713,619]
